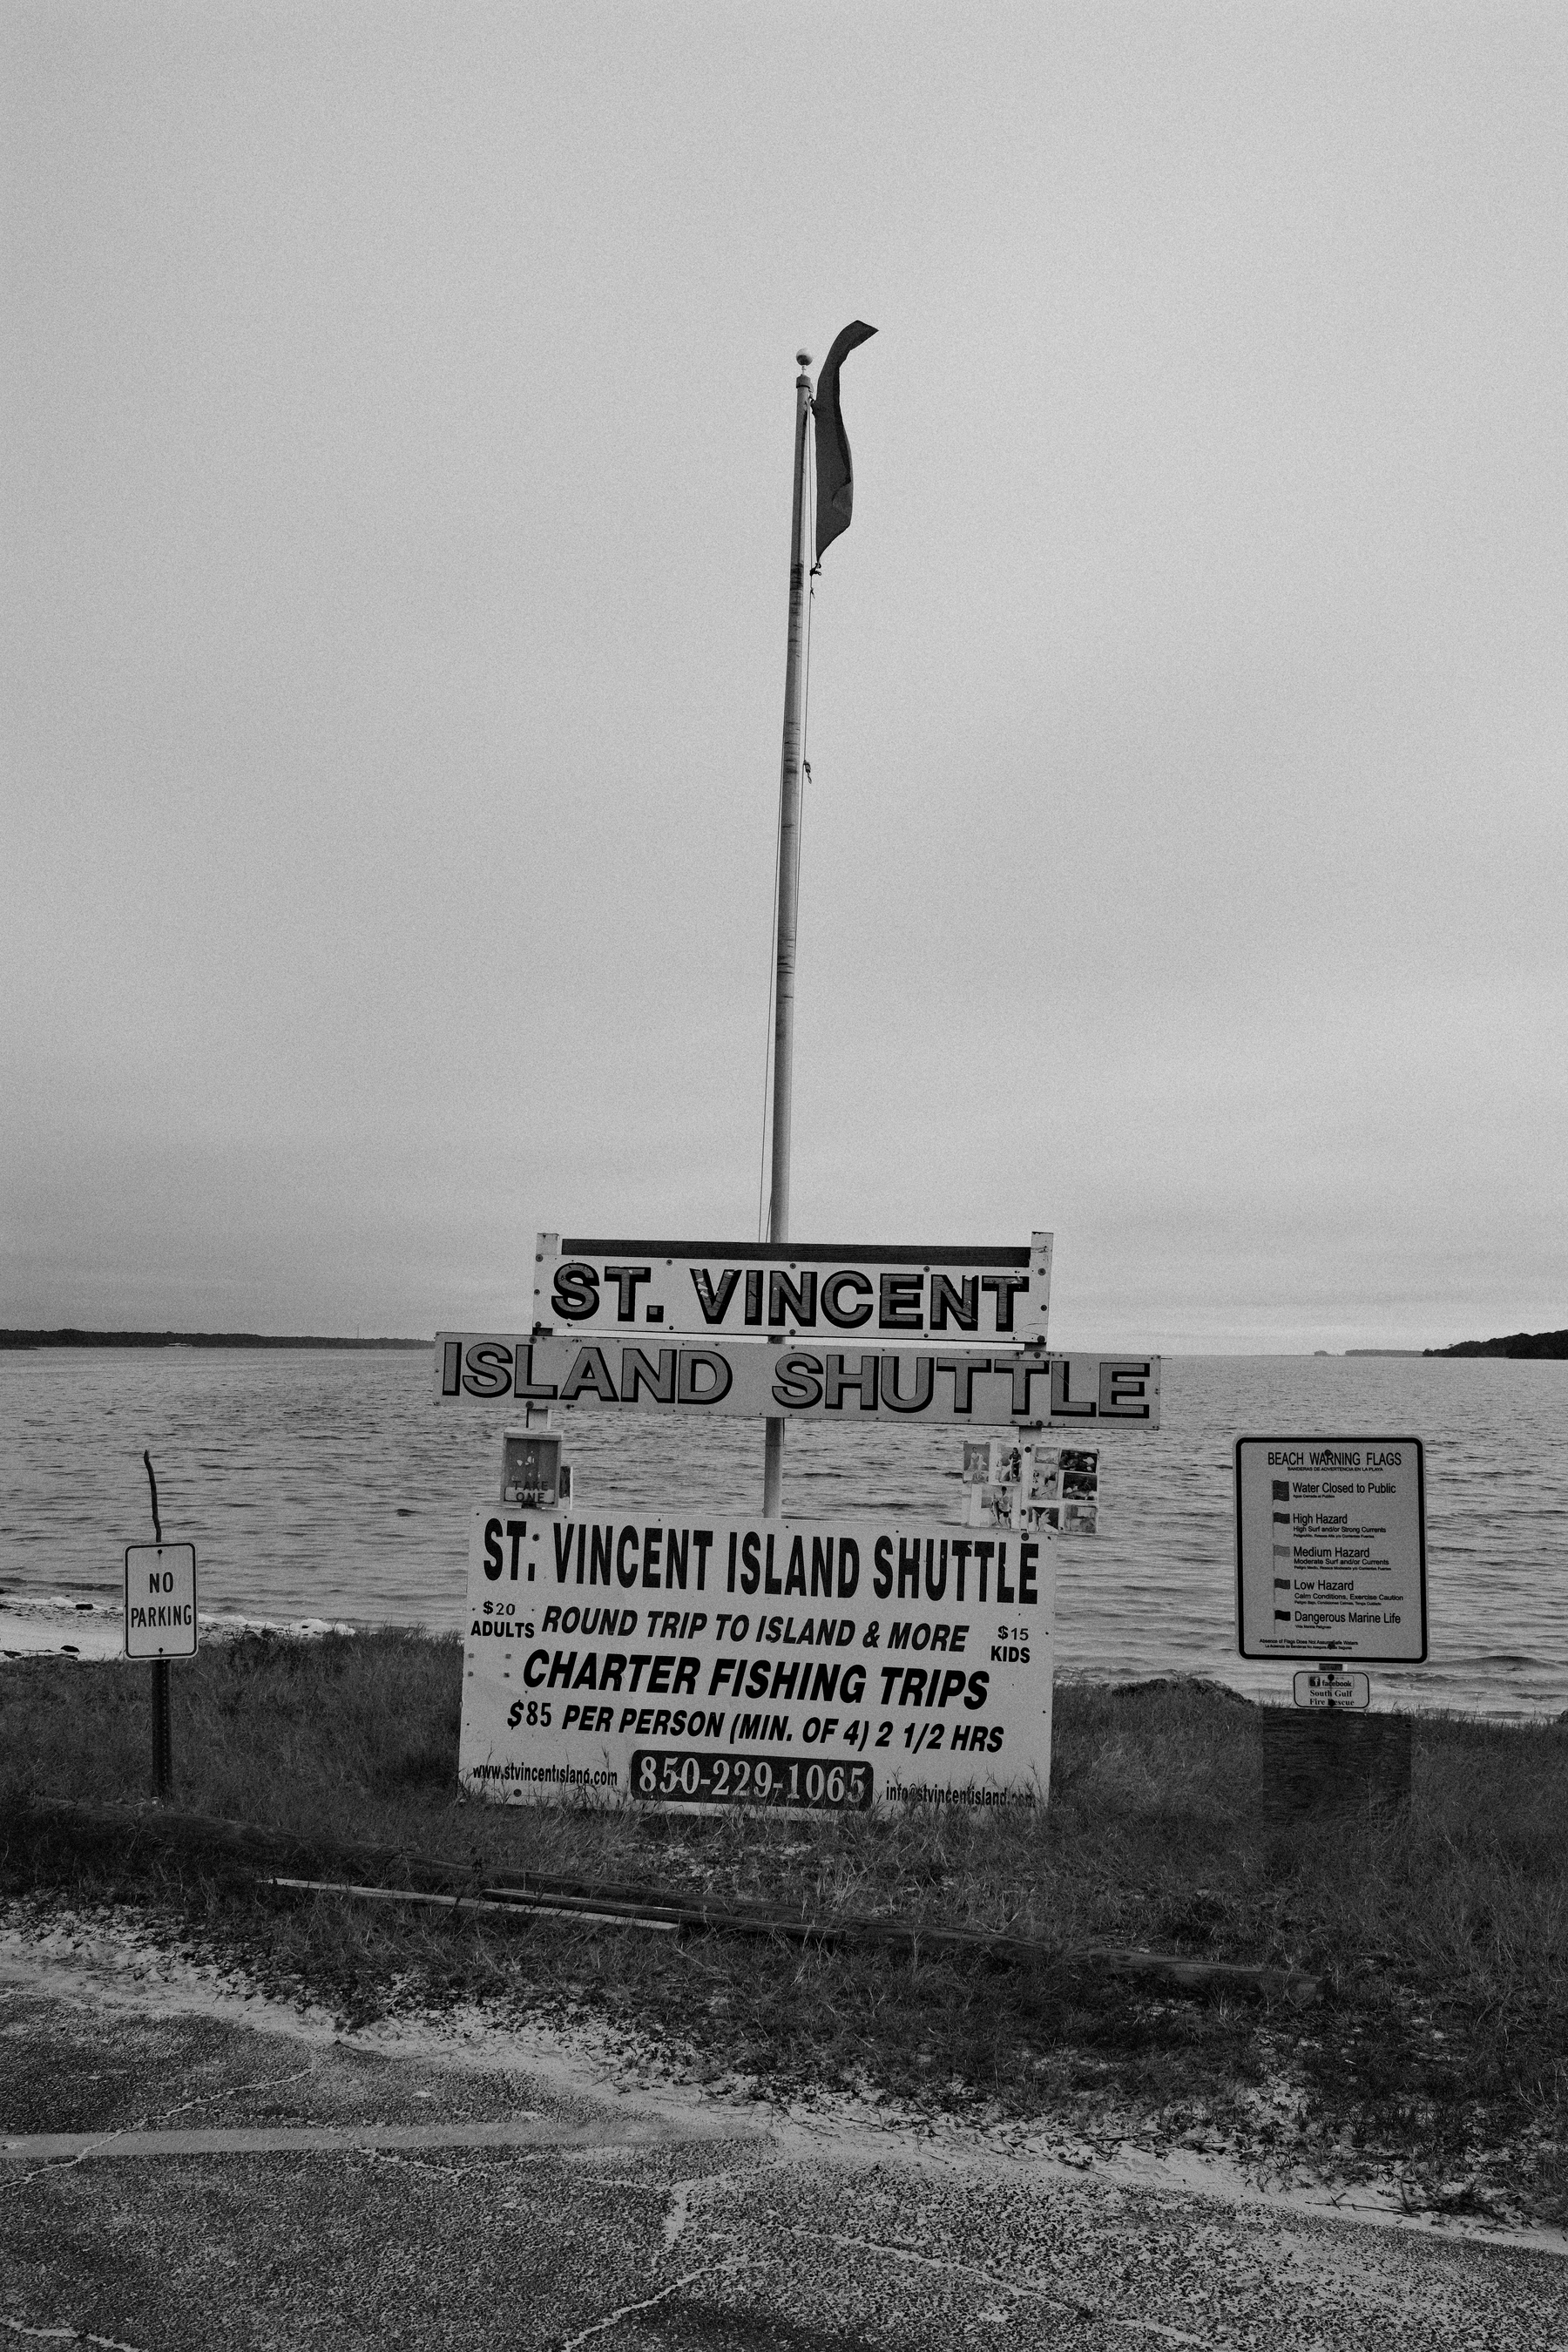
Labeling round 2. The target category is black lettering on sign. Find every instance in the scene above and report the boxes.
[929,1274,977,1333]
[605,1265,652,1321]
[551,1263,599,1321]
[560,1346,618,1403]
[936,1357,991,1416]
[981,1274,1028,1333]
[513,1343,559,1401]
[821,1271,873,1328]
[878,1273,923,1330]
[823,1354,878,1412]
[1098,1361,1152,1419]
[772,1351,823,1409]
[463,1342,512,1398]
[768,1268,817,1328]
[1051,1358,1097,1418]
[620,1347,676,1403]
[677,1348,732,1404]
[880,1355,933,1414]
[691,1267,740,1324]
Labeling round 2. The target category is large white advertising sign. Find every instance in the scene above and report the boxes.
[533,1235,1053,1347]
[460,1507,1058,1812]
[1235,1437,1427,1665]
[436,1335,1160,1427]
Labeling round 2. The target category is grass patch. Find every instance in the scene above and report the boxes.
[3,1632,1565,2226]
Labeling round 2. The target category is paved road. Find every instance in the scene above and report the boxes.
[2,1926,1563,2350]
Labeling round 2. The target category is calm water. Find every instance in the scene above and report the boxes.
[3,1349,1565,1716]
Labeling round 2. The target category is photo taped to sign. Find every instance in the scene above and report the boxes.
[532,1233,1053,1346]
[460,1508,1058,1813]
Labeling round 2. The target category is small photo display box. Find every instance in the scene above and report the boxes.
[500,1429,571,1510]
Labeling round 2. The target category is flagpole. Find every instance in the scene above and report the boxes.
[762,349,814,1517]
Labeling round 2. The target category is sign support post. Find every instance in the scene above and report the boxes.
[143,1451,172,1802]
[1235,1437,1424,1818]
[762,352,814,1518]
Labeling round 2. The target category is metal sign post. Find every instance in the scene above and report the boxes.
[760,353,815,1518]
[1236,1437,1424,1821]
[126,1452,198,1801]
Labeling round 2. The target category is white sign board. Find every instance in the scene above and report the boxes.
[533,1234,1053,1346]
[124,1543,198,1659]
[436,1335,1160,1428]
[459,1507,1058,1812]
[1236,1438,1426,1664]
[1293,1668,1370,1710]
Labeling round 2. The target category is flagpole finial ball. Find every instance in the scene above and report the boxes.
[796,350,813,368]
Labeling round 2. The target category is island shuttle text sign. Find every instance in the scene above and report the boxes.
[460,1506,1058,1811]
[437,1335,1159,1427]
[533,1235,1053,1347]
[1236,1438,1426,1666]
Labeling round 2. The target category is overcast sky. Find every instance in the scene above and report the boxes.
[3,3,1565,1352]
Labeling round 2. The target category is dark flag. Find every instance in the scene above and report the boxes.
[814,320,876,561]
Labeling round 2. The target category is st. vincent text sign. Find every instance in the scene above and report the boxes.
[532,1234,1053,1346]
[460,1507,1058,1812]
[436,1335,1160,1427]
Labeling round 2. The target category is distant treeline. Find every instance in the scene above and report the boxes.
[0,1330,429,1352]
[1425,1328,1568,1360]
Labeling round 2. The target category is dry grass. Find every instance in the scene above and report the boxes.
[3,1632,1565,2223]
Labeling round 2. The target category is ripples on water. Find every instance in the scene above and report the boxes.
[3,1350,1565,1716]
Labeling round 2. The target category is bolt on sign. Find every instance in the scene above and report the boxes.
[461,1506,1058,1813]
[1235,1438,1427,1666]
[436,1335,1160,1427]
[533,1234,1055,1346]
[124,1543,198,1659]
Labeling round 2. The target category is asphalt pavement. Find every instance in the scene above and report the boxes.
[2,1911,1563,2351]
